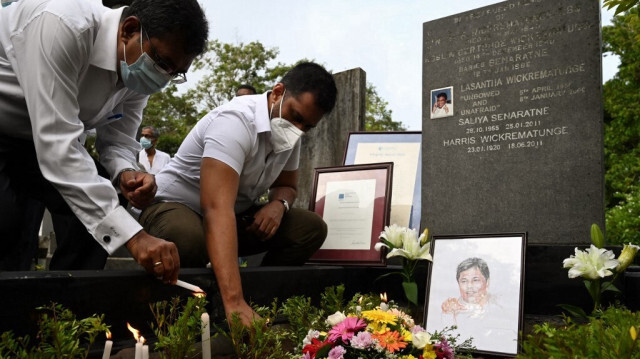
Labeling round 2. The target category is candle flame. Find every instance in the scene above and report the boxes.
[358,296,363,304]
[380,292,388,303]
[140,336,146,345]
[106,330,112,340]
[193,291,207,298]
[127,322,141,342]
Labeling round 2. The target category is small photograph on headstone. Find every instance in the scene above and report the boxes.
[430,86,454,119]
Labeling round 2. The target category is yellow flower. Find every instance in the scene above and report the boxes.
[631,326,638,341]
[422,343,437,359]
[362,309,397,325]
[399,356,417,359]
[367,321,390,334]
[401,327,412,342]
[617,243,640,272]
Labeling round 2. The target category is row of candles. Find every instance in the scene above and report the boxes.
[101,280,211,359]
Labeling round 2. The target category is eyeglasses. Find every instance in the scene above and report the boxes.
[144,31,187,84]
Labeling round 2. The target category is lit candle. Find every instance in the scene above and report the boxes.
[127,323,143,359]
[141,336,149,359]
[201,312,211,359]
[102,331,113,359]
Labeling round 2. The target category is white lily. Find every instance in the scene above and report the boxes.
[563,245,619,280]
[379,224,405,248]
[387,229,432,261]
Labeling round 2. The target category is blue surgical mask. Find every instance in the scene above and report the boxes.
[120,28,172,95]
[140,137,153,149]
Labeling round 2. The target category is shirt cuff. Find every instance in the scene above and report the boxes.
[94,206,142,254]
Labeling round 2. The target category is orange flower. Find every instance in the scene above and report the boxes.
[373,330,407,353]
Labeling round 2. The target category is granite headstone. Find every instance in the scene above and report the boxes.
[422,0,603,244]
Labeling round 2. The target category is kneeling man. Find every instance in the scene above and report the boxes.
[140,62,337,325]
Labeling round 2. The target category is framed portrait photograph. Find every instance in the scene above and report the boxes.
[343,131,422,229]
[430,86,454,119]
[423,233,527,357]
[307,163,393,266]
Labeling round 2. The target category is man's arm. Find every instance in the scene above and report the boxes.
[247,170,298,240]
[201,157,258,326]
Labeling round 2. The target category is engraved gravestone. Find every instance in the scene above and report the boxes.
[422,0,603,244]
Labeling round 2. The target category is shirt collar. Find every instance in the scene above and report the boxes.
[90,7,125,73]
[254,91,271,133]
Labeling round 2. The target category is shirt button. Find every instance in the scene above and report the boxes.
[103,235,111,243]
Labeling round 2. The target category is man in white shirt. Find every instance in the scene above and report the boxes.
[140,62,338,326]
[0,0,208,283]
[138,126,171,175]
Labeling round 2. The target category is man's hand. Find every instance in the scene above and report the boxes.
[225,299,262,327]
[246,201,285,241]
[120,170,157,209]
[126,230,180,284]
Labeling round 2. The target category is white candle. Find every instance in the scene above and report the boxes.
[142,344,149,359]
[134,341,142,359]
[101,332,112,359]
[201,312,211,359]
[175,279,204,293]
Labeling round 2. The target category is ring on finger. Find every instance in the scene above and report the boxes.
[154,261,163,267]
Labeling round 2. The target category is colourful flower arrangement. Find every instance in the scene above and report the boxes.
[297,299,461,359]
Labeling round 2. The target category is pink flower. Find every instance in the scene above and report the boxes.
[328,316,367,343]
[328,345,347,359]
[434,336,454,359]
[350,331,374,349]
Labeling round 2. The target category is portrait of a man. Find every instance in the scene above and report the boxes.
[430,86,453,119]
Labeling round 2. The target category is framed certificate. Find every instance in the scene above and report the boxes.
[343,131,421,229]
[307,163,393,265]
[424,233,527,357]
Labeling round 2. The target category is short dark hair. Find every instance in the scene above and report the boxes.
[142,126,159,138]
[236,84,257,95]
[437,93,447,100]
[456,257,490,282]
[123,0,209,55]
[281,62,337,114]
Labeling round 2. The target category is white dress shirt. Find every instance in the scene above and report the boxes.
[155,93,300,215]
[139,149,171,175]
[0,0,147,253]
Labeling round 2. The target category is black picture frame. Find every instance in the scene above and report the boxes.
[423,233,527,357]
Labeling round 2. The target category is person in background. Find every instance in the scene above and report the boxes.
[138,126,171,175]
[235,84,257,96]
[139,62,337,325]
[0,0,208,282]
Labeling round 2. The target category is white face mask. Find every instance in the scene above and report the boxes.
[269,89,304,153]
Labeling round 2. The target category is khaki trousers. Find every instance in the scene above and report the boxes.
[139,202,327,268]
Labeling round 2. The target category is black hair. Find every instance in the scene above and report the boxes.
[437,92,447,100]
[236,84,257,95]
[281,62,337,114]
[456,257,490,282]
[123,0,209,55]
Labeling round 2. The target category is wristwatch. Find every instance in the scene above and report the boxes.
[278,199,290,213]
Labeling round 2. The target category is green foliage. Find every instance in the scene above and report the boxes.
[604,0,640,15]
[319,284,346,315]
[519,307,640,358]
[603,8,640,246]
[149,296,207,359]
[0,303,108,359]
[365,83,406,131]
[218,300,291,359]
[280,295,322,345]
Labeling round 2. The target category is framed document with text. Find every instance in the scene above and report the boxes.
[307,163,393,266]
[424,233,527,357]
[343,131,421,229]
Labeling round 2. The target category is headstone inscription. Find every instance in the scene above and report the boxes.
[422,0,603,244]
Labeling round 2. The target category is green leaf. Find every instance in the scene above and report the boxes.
[402,281,419,306]
[558,304,589,321]
[591,223,605,248]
